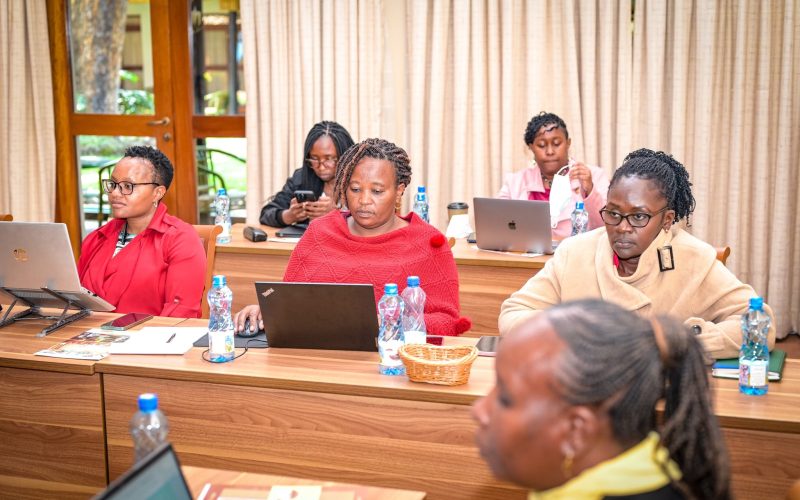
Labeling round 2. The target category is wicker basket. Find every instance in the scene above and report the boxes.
[398,344,479,386]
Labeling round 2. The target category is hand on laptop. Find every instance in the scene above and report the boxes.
[234,305,263,334]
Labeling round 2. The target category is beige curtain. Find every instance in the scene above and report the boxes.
[402,0,632,227]
[0,0,55,221]
[241,0,386,224]
[633,0,800,336]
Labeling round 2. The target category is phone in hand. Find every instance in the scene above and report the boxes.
[100,312,154,331]
[294,190,318,203]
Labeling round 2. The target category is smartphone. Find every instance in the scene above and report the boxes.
[476,335,501,356]
[294,190,318,203]
[101,312,154,331]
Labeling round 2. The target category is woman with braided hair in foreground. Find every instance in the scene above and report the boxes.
[499,148,775,359]
[235,138,471,337]
[474,299,731,499]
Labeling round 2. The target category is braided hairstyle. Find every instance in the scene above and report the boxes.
[124,145,173,189]
[524,111,569,146]
[546,299,731,500]
[610,149,696,224]
[301,121,355,196]
[332,138,412,209]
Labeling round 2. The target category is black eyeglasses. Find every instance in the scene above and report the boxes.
[102,179,160,195]
[306,157,338,168]
[599,206,669,228]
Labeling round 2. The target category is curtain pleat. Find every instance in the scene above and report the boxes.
[0,0,55,221]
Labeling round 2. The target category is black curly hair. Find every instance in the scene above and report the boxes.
[332,138,412,209]
[610,149,696,224]
[123,145,174,189]
[524,111,569,145]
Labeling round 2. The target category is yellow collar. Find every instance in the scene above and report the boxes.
[529,433,682,500]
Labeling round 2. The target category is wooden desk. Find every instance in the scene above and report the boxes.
[183,464,426,499]
[215,224,548,335]
[0,312,183,499]
[2,313,798,499]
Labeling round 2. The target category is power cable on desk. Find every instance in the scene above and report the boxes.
[200,338,268,363]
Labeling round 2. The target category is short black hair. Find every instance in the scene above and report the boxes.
[332,138,412,209]
[524,111,569,145]
[610,149,696,224]
[123,145,174,189]
[301,121,356,196]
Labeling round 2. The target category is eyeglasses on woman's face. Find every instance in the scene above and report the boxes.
[306,157,338,168]
[102,179,160,195]
[599,206,668,228]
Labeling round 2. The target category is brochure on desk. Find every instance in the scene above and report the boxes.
[35,329,129,360]
[198,482,369,500]
[35,327,208,360]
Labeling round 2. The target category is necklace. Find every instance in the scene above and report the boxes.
[542,176,553,188]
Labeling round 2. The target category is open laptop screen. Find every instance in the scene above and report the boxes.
[93,443,192,500]
[255,282,379,351]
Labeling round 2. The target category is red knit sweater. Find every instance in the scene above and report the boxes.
[284,211,471,336]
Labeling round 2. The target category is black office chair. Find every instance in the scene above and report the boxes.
[196,146,245,224]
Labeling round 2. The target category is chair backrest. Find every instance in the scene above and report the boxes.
[193,224,222,318]
[0,214,12,221]
[715,246,731,266]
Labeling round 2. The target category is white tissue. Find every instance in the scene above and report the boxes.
[445,214,473,239]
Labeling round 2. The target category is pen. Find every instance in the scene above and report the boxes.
[166,333,176,343]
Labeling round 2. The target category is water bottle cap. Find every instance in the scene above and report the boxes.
[417,186,426,193]
[406,276,420,287]
[384,283,399,295]
[217,188,227,196]
[138,393,158,412]
[212,275,227,287]
[749,297,763,310]
[575,201,585,210]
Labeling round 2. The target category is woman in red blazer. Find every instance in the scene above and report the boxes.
[78,146,206,318]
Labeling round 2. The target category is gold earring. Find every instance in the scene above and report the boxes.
[153,200,158,208]
[395,198,402,213]
[561,449,574,479]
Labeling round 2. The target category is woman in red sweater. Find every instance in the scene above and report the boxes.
[235,138,471,336]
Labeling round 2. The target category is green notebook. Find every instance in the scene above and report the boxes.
[711,349,787,381]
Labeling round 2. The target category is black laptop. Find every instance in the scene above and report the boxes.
[255,282,379,351]
[93,443,192,500]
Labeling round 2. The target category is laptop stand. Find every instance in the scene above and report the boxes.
[0,287,91,337]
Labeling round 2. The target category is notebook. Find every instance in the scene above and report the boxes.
[0,222,114,311]
[93,443,192,500]
[472,197,555,254]
[255,282,379,351]
[711,349,787,381]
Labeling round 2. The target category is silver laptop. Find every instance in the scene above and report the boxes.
[0,222,114,310]
[255,282,378,351]
[473,197,555,254]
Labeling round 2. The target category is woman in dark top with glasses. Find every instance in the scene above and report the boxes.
[499,149,776,359]
[259,121,355,227]
[78,146,206,318]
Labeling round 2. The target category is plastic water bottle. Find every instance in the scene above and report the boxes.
[214,188,232,244]
[129,393,169,464]
[739,296,770,395]
[208,275,235,363]
[413,186,430,223]
[401,276,427,345]
[571,201,588,236]
[378,283,405,376]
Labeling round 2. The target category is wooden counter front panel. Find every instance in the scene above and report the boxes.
[103,374,524,500]
[724,427,800,499]
[216,251,290,312]
[0,367,106,499]
[215,249,537,336]
[457,265,536,336]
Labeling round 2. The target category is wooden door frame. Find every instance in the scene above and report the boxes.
[47,0,199,257]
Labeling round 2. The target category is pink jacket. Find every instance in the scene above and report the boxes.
[497,162,609,240]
